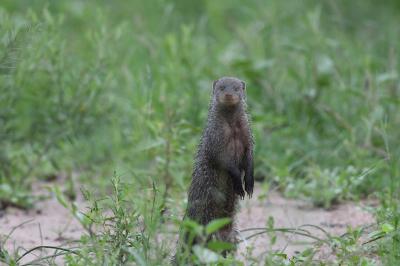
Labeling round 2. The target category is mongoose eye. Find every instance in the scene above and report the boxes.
[234,87,240,92]
[220,86,225,91]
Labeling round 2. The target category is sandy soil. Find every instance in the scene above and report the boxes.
[0,184,375,265]
[0,183,86,265]
[237,188,376,262]
[0,201,84,262]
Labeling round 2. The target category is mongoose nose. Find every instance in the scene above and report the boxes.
[225,94,233,100]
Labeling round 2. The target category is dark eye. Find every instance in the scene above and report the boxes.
[220,86,225,91]
[234,87,240,91]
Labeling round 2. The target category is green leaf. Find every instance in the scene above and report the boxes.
[52,185,68,208]
[381,223,394,233]
[300,248,314,257]
[368,230,385,239]
[205,218,231,235]
[273,253,287,259]
[207,240,235,252]
[267,216,274,229]
[182,219,203,236]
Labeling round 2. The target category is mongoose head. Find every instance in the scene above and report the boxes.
[213,77,246,107]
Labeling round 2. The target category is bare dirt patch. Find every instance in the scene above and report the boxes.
[1,199,83,251]
[0,184,375,264]
[237,187,376,262]
[0,181,86,265]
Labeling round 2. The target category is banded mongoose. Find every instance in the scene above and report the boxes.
[185,76,254,250]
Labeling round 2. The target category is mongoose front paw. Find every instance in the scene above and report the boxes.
[244,177,254,198]
[233,182,245,199]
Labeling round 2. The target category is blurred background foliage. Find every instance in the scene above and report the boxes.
[0,0,399,209]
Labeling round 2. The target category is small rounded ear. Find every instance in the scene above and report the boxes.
[213,79,219,91]
[241,81,246,90]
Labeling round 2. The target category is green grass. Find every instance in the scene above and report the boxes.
[0,0,399,265]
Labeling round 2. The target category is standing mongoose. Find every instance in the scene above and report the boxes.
[184,76,254,255]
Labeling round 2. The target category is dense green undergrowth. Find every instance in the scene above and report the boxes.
[0,0,399,265]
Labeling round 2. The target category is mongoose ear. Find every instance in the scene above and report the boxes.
[241,81,246,90]
[213,79,219,90]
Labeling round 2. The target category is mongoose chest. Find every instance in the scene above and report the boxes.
[222,120,247,163]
